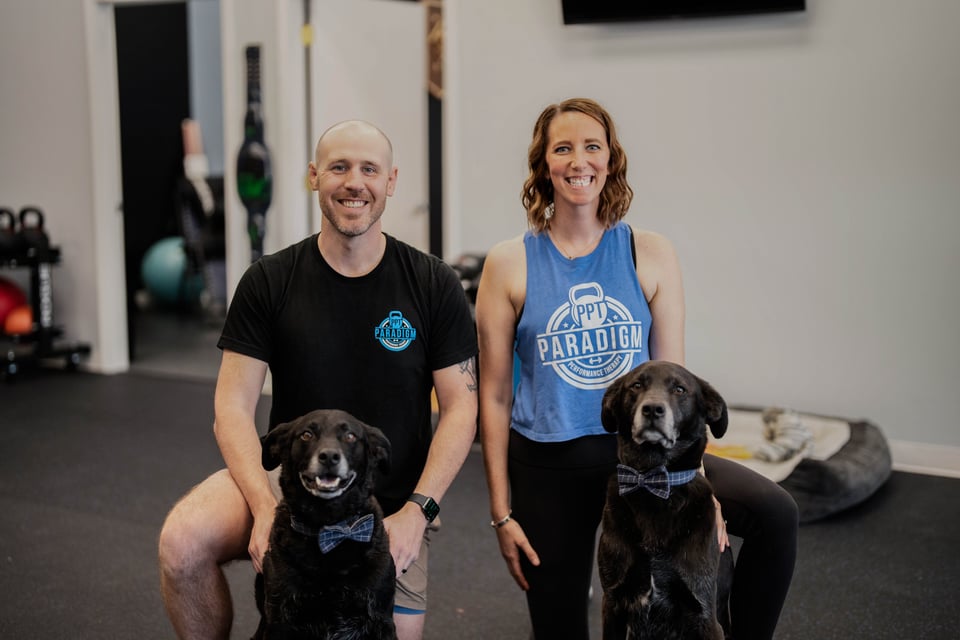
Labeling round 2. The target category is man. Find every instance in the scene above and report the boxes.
[158,120,479,640]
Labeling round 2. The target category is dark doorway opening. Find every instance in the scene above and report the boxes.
[114,2,190,361]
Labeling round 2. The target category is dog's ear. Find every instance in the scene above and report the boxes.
[364,423,392,477]
[260,421,292,471]
[601,375,629,433]
[698,377,729,439]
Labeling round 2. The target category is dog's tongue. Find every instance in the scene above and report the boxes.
[313,470,358,490]
[301,470,357,497]
[314,475,343,491]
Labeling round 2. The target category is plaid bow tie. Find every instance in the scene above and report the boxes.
[291,513,376,554]
[617,464,698,499]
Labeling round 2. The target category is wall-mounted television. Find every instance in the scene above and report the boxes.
[561,1,806,25]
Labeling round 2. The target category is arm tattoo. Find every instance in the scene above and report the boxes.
[459,357,478,393]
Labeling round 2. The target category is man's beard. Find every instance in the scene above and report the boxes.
[319,202,385,238]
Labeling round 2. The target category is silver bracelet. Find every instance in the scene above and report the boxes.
[490,511,513,529]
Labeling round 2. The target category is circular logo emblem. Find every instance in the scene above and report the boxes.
[375,310,418,352]
[539,283,640,390]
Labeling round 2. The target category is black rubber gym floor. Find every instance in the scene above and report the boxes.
[1,369,957,639]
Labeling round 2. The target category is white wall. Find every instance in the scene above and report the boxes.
[187,0,224,174]
[0,0,957,460]
[0,0,105,367]
[446,0,960,449]
[219,0,430,299]
[219,0,283,301]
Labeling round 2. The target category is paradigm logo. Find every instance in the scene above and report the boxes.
[536,282,643,390]
[374,310,418,352]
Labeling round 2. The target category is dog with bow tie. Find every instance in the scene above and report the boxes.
[598,361,733,640]
[253,409,397,639]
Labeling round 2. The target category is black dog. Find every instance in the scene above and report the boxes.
[253,409,397,640]
[598,361,733,640]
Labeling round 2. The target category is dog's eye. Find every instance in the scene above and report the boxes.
[343,432,357,444]
[299,431,314,441]
[673,385,686,395]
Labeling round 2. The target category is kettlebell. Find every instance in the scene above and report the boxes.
[0,207,20,256]
[18,206,50,254]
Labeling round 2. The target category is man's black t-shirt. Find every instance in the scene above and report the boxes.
[218,233,477,514]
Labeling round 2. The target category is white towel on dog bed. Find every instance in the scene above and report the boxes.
[707,408,851,483]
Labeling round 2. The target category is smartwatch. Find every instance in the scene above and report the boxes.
[407,493,440,523]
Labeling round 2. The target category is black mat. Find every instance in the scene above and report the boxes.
[1,371,958,639]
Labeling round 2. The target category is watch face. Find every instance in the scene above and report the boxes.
[411,494,440,522]
[422,497,440,522]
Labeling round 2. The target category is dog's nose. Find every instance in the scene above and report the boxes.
[641,403,666,419]
[317,449,341,466]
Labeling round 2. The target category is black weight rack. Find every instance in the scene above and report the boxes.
[2,246,91,381]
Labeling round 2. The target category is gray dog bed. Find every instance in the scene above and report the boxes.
[716,408,892,523]
[779,419,892,523]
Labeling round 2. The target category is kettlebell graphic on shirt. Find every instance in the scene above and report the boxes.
[374,310,418,352]
[568,283,608,328]
[536,282,643,390]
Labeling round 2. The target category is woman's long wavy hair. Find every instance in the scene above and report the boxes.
[521,98,633,233]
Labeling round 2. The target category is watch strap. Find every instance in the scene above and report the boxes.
[408,492,439,523]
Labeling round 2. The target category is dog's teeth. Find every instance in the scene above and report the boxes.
[316,477,341,490]
[300,470,357,498]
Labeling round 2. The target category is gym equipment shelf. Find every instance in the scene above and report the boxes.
[1,246,91,381]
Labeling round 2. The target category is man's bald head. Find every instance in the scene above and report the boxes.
[314,120,394,168]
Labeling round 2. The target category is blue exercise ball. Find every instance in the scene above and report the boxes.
[141,237,203,306]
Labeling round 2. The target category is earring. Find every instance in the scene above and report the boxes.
[544,202,554,220]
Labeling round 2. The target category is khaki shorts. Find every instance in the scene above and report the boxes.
[267,467,436,613]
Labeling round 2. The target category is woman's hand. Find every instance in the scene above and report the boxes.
[495,518,540,591]
[713,495,729,550]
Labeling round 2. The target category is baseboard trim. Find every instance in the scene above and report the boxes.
[889,439,960,479]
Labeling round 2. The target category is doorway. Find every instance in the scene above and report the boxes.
[115,0,225,380]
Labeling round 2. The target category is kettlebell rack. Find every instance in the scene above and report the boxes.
[2,245,91,381]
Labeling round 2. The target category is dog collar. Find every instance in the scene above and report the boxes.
[616,464,699,499]
[290,513,375,554]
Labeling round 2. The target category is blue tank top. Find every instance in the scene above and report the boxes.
[512,222,652,442]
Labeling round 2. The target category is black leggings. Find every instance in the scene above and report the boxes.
[508,431,798,640]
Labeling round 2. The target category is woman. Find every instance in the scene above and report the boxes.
[475,98,798,639]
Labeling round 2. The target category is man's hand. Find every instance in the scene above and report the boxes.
[383,502,429,578]
[249,510,274,573]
